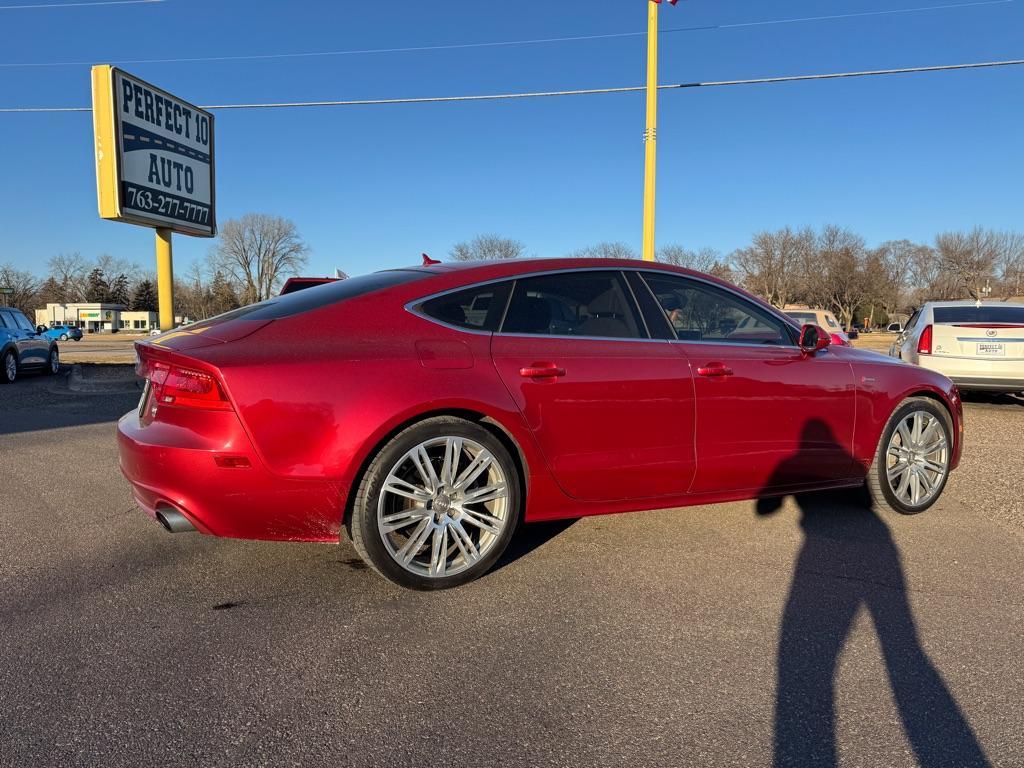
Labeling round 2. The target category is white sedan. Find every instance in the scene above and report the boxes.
[889,300,1024,393]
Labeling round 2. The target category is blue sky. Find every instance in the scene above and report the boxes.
[1,0,1021,279]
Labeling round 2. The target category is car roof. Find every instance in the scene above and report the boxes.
[403,257,733,289]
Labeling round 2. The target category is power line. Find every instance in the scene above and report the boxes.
[2,58,1022,113]
[0,0,1011,67]
[0,0,161,10]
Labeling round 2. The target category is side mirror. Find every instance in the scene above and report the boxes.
[36,325,47,334]
[799,323,832,353]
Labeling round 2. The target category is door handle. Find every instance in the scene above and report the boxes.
[519,363,566,379]
[697,362,733,377]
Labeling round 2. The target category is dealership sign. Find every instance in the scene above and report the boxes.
[92,66,216,237]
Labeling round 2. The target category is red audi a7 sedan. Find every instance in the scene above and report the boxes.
[119,258,963,589]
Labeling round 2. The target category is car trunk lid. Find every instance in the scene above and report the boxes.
[930,305,1024,360]
[932,322,1024,360]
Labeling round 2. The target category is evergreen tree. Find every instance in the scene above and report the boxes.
[210,271,240,315]
[36,276,66,305]
[131,280,158,311]
[108,273,131,306]
[85,268,110,302]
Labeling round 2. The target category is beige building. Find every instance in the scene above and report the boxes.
[35,302,158,333]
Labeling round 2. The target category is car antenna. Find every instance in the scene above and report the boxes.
[422,253,441,266]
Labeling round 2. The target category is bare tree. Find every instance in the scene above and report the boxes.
[935,228,1001,300]
[797,225,872,327]
[994,231,1024,299]
[449,234,525,261]
[731,227,814,308]
[569,241,637,259]
[95,253,142,284]
[207,214,310,303]
[872,240,926,316]
[0,264,40,315]
[46,252,89,302]
[658,245,724,273]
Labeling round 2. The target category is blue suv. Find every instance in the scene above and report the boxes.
[0,308,59,384]
[43,324,83,342]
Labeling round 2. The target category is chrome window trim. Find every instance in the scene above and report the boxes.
[404,264,801,347]
[955,336,1024,343]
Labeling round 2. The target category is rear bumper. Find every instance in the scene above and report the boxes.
[117,411,345,542]
[918,357,1024,392]
[947,376,1024,393]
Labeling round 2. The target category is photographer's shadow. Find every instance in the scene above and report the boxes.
[757,419,988,768]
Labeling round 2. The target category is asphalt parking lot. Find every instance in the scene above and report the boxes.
[1,368,1022,767]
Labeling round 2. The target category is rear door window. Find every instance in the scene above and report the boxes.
[500,272,645,339]
[418,283,512,332]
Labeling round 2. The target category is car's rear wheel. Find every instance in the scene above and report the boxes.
[866,397,952,515]
[45,347,59,375]
[350,417,521,589]
[2,350,16,384]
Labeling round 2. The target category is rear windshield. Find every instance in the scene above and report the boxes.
[185,269,427,328]
[933,305,1024,324]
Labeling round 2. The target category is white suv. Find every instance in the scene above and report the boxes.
[889,301,1024,393]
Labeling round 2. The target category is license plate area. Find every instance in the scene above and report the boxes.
[976,342,1005,356]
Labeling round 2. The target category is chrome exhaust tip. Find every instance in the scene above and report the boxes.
[155,506,196,533]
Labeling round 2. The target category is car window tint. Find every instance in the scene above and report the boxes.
[932,305,1024,324]
[501,272,644,339]
[787,312,816,325]
[418,283,511,332]
[825,314,841,329]
[642,273,791,345]
[12,312,33,331]
[0,312,10,329]
[905,310,921,332]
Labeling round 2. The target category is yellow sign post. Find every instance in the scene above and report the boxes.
[91,65,216,330]
[642,0,678,262]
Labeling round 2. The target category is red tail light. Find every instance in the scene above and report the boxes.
[917,324,933,355]
[147,361,232,410]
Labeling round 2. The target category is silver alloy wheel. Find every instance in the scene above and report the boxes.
[885,410,949,507]
[4,353,15,382]
[49,348,59,373]
[377,436,510,578]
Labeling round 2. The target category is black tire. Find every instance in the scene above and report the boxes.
[865,397,953,515]
[1,349,16,384]
[349,416,522,590]
[44,347,59,375]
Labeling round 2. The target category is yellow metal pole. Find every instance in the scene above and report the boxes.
[642,1,659,262]
[155,227,175,331]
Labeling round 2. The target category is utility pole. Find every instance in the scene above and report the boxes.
[642,0,677,262]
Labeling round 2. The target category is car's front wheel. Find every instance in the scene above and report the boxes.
[45,347,59,375]
[2,350,16,384]
[59,333,68,341]
[866,397,953,515]
[349,417,521,589]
